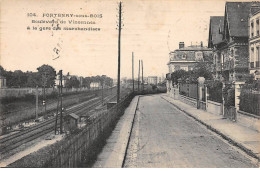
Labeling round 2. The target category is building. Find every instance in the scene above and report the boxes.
[208,16,225,80]
[64,113,79,133]
[0,76,6,88]
[147,76,158,85]
[166,42,212,93]
[167,42,213,73]
[90,82,101,89]
[208,2,260,82]
[55,75,67,88]
[249,3,260,80]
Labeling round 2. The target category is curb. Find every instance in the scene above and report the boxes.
[161,96,260,161]
[121,95,140,167]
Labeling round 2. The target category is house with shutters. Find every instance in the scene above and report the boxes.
[208,2,260,82]
[167,42,212,74]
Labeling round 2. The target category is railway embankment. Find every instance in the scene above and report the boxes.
[7,92,135,167]
[0,87,116,135]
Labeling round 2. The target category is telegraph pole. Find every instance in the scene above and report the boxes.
[132,52,134,92]
[54,80,60,134]
[142,60,144,91]
[102,81,104,105]
[35,86,39,122]
[59,70,63,134]
[138,60,140,92]
[117,1,122,104]
[42,72,47,119]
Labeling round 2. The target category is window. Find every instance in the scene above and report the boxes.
[251,21,254,37]
[175,65,180,71]
[180,66,188,71]
[230,49,234,57]
[251,47,255,62]
[257,19,260,36]
[257,47,259,61]
[257,47,260,68]
[195,51,203,61]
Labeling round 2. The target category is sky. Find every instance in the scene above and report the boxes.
[0,0,250,79]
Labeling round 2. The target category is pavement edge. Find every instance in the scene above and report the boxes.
[121,95,140,168]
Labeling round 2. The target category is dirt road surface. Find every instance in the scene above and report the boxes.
[123,94,257,168]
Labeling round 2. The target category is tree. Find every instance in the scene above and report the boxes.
[83,77,91,89]
[27,72,41,87]
[0,65,6,76]
[37,64,56,88]
[65,76,80,88]
[171,69,189,85]
[192,62,213,80]
[7,70,28,87]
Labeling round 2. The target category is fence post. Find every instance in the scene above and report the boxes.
[197,77,205,109]
[234,81,245,112]
[205,84,208,111]
[221,82,225,115]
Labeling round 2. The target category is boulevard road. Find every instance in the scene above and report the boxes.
[123,94,257,168]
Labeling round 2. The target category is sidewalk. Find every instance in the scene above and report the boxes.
[161,94,260,160]
[92,96,139,168]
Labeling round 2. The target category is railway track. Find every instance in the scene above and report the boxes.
[0,93,117,158]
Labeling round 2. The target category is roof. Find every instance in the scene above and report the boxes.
[68,113,79,120]
[173,46,211,51]
[209,16,224,45]
[225,2,260,37]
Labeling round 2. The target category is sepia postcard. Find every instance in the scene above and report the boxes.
[0,0,259,168]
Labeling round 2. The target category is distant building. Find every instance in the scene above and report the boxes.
[167,42,213,73]
[249,3,260,80]
[0,76,6,88]
[90,82,101,89]
[147,76,158,85]
[55,75,67,88]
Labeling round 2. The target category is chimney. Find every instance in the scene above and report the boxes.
[251,3,260,15]
[179,42,184,49]
[200,41,203,47]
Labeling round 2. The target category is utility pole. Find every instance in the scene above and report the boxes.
[59,70,63,134]
[142,60,144,91]
[35,86,39,122]
[54,80,60,134]
[138,60,140,92]
[132,52,134,92]
[102,81,104,105]
[42,72,47,119]
[117,1,122,104]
